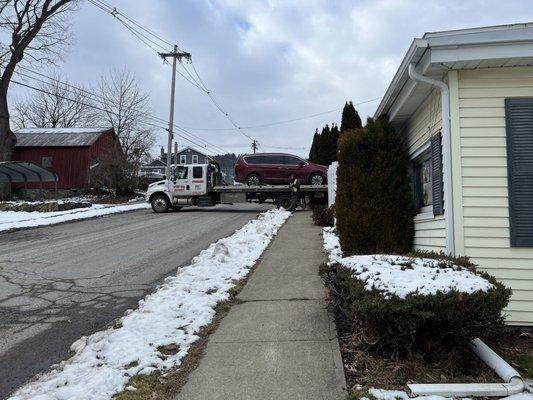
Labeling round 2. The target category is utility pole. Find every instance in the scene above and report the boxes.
[160,45,191,178]
[251,140,259,154]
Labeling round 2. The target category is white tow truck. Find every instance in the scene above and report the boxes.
[145,162,328,213]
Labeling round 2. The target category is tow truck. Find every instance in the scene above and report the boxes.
[145,162,328,213]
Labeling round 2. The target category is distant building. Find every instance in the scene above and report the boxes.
[13,127,118,189]
[140,146,211,179]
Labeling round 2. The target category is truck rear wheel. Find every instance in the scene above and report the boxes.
[276,194,291,210]
[151,194,170,213]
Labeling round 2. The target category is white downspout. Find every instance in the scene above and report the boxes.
[408,64,455,256]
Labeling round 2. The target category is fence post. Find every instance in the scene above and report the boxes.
[327,161,338,207]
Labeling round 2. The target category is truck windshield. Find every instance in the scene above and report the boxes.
[174,166,188,180]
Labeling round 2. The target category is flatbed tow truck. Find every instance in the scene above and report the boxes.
[146,162,328,212]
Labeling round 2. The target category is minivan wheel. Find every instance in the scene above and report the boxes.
[309,173,325,185]
[246,173,262,186]
[151,194,170,213]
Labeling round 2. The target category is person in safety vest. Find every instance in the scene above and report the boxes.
[288,174,301,211]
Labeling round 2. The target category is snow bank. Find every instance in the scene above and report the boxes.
[9,208,290,400]
[0,203,150,232]
[322,228,493,299]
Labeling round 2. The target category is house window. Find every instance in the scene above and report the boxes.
[413,153,433,213]
[41,156,53,168]
[180,155,187,164]
[411,133,443,216]
[192,154,198,164]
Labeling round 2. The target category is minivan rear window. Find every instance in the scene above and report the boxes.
[284,156,304,165]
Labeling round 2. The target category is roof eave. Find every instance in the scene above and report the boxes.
[373,38,428,119]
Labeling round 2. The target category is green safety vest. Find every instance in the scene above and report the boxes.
[290,179,301,193]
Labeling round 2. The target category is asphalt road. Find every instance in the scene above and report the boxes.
[0,203,271,398]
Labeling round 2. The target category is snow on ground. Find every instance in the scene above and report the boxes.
[322,228,493,299]
[9,208,290,400]
[323,226,343,263]
[323,230,530,399]
[0,202,150,232]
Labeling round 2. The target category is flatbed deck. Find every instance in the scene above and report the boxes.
[212,184,328,193]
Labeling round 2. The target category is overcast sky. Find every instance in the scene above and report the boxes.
[10,0,533,158]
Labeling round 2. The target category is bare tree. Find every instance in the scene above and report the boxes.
[97,68,155,176]
[12,73,99,129]
[0,0,75,198]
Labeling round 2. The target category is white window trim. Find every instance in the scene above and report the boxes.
[192,154,199,164]
[180,155,187,164]
[409,141,430,160]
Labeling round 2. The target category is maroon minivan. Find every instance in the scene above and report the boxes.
[234,153,328,185]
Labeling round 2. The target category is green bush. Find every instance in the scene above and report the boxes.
[311,204,334,227]
[321,254,512,358]
[336,117,415,255]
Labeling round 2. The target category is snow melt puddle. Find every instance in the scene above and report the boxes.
[322,227,493,299]
[9,208,290,400]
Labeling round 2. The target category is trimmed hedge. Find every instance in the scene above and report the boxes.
[311,204,334,227]
[335,117,415,255]
[321,253,512,358]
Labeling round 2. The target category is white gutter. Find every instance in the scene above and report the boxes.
[407,338,525,397]
[408,64,455,256]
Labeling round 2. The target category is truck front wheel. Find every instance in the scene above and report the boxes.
[151,194,170,213]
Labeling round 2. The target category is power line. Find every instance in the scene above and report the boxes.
[175,97,383,131]
[87,0,261,148]
[9,64,232,155]
[10,77,227,155]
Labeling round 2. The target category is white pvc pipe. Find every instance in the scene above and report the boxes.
[408,378,524,398]
[408,63,455,256]
[469,338,521,383]
[407,338,524,398]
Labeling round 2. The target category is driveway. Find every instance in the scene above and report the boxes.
[0,204,271,398]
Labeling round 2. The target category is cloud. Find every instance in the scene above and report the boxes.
[9,0,533,157]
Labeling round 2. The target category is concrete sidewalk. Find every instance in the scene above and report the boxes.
[176,211,346,400]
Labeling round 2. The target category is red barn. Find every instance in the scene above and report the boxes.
[13,127,118,189]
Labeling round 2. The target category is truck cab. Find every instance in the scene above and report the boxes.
[146,163,223,213]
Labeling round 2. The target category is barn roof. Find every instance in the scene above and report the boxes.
[15,127,114,147]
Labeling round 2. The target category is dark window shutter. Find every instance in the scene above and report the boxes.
[431,133,443,215]
[505,98,533,247]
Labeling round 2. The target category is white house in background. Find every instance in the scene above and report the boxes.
[140,146,210,179]
[375,23,533,325]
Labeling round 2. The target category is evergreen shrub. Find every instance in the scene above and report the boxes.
[311,204,334,227]
[336,117,415,255]
[321,254,511,357]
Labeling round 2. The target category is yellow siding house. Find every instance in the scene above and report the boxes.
[375,23,533,325]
